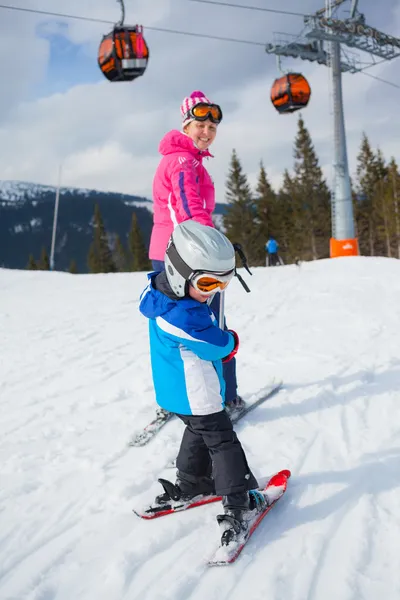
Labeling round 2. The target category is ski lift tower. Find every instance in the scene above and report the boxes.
[266,0,400,258]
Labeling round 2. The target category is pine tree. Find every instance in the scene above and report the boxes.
[356,133,381,256]
[113,234,128,272]
[253,162,277,264]
[26,254,37,270]
[38,247,50,270]
[223,149,257,263]
[387,158,400,258]
[128,213,151,271]
[69,260,78,274]
[373,148,391,256]
[276,169,303,264]
[292,116,331,260]
[87,204,117,273]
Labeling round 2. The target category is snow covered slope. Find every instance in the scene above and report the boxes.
[1,257,400,600]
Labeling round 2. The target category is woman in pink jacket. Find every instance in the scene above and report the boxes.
[148,90,243,412]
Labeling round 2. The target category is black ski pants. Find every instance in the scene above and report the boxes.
[175,410,258,497]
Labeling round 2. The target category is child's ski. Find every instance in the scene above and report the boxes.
[129,380,283,448]
[208,469,291,566]
[132,469,289,523]
[133,492,222,520]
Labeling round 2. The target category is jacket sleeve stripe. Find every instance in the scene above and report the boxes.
[156,316,207,343]
[178,171,192,218]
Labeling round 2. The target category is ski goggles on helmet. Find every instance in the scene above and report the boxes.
[190,269,234,295]
[184,103,223,124]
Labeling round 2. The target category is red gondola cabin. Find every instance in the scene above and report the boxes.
[270,73,311,114]
[98,25,149,82]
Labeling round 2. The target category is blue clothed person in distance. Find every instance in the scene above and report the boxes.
[266,237,278,253]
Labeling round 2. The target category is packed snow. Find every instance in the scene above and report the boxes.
[1,257,400,600]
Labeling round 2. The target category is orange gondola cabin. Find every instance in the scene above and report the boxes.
[270,73,311,114]
[98,25,149,82]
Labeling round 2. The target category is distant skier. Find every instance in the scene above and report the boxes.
[265,235,283,267]
[139,220,271,546]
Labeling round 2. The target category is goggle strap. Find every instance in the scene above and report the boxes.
[166,240,193,280]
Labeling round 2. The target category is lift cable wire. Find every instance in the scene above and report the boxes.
[0,2,399,88]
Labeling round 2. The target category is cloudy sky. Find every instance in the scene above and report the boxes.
[0,0,399,200]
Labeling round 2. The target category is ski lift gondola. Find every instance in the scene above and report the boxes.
[98,0,149,82]
[270,73,311,114]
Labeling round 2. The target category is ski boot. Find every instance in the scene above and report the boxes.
[155,473,215,506]
[155,479,188,505]
[216,492,249,546]
[155,407,170,420]
[225,395,246,420]
[217,490,269,546]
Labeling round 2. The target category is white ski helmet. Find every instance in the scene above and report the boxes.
[165,220,235,297]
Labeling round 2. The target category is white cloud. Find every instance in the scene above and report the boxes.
[0,0,399,199]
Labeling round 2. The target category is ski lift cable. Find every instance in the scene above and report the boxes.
[0,3,265,46]
[0,2,399,89]
[184,0,308,17]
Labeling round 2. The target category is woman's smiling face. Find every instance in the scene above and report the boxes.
[184,119,217,151]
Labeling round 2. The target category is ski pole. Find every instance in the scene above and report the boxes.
[218,289,225,329]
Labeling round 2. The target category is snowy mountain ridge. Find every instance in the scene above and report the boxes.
[0,180,155,271]
[0,179,152,210]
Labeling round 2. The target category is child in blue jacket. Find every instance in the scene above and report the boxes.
[139,220,264,545]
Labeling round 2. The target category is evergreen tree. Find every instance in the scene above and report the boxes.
[276,170,303,264]
[373,148,391,257]
[128,213,151,271]
[356,133,381,256]
[113,234,128,272]
[223,149,257,263]
[253,162,278,264]
[387,158,400,258]
[292,116,331,260]
[69,260,78,274]
[26,254,37,270]
[38,247,50,270]
[87,204,117,273]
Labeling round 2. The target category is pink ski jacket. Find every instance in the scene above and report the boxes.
[149,130,215,260]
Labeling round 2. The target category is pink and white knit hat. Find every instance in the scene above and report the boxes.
[180,90,212,127]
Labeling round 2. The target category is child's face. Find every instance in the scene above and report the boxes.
[188,284,209,303]
[184,119,217,151]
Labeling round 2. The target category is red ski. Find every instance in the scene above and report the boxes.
[208,469,291,566]
[133,492,222,520]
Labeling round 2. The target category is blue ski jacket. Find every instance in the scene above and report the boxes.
[266,238,278,253]
[139,273,235,416]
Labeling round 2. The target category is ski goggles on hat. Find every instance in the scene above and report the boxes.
[184,103,223,124]
[190,269,234,295]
